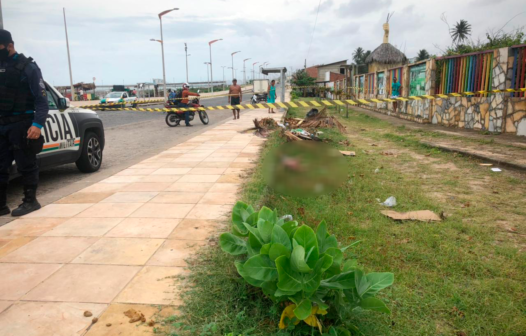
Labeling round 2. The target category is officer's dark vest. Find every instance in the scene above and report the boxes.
[0,54,36,115]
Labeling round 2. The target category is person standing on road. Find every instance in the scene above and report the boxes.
[168,89,175,103]
[180,83,199,127]
[229,79,242,120]
[267,79,277,114]
[0,29,49,216]
[391,76,401,114]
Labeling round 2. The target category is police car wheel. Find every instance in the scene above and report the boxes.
[76,132,103,173]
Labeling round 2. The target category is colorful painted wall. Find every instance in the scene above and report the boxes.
[351,46,526,136]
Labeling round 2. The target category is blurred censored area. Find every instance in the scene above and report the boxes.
[264,142,346,197]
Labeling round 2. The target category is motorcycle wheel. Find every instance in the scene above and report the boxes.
[165,113,180,127]
[199,111,209,125]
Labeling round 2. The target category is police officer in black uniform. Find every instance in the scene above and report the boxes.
[0,29,49,216]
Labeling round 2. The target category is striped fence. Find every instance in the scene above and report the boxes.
[511,44,526,98]
[436,51,493,96]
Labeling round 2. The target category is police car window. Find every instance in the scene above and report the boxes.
[46,89,59,109]
[123,93,128,98]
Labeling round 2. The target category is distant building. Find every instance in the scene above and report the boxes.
[365,22,407,73]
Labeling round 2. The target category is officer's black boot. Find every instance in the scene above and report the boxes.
[12,185,41,217]
[0,183,10,216]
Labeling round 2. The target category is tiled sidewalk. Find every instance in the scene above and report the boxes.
[0,109,283,336]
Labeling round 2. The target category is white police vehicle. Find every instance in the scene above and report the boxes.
[100,91,138,109]
[12,82,105,174]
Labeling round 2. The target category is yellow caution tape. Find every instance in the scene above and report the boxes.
[83,88,526,113]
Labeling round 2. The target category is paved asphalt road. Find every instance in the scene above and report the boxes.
[1,94,256,225]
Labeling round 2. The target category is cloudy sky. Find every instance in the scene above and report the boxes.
[3,0,524,86]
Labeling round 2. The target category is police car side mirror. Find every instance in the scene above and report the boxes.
[58,97,69,110]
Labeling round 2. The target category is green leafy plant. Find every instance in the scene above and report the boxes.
[220,202,394,334]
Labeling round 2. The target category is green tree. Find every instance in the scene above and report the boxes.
[352,47,364,64]
[416,49,430,61]
[291,70,316,97]
[450,19,472,45]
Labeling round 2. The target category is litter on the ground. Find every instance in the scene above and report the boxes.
[306,108,319,118]
[277,123,286,129]
[491,168,502,172]
[253,117,278,130]
[280,214,293,222]
[339,140,350,146]
[339,150,356,157]
[381,210,442,222]
[291,128,312,140]
[374,168,380,173]
[379,196,397,207]
[480,163,493,166]
[284,131,302,142]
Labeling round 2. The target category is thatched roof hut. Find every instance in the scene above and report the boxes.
[365,43,407,65]
[365,22,407,72]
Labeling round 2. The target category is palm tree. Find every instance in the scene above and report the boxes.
[353,47,364,64]
[450,20,472,45]
[416,49,430,61]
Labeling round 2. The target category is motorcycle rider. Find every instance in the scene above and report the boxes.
[179,83,200,127]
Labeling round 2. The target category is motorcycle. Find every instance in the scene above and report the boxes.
[164,95,209,127]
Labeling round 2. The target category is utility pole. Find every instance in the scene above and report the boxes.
[63,8,75,101]
[252,62,259,84]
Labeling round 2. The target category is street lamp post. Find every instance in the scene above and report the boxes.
[157,8,179,100]
[0,0,4,29]
[150,38,163,96]
[204,62,211,92]
[221,66,227,91]
[184,43,189,83]
[242,58,251,85]
[252,62,259,84]
[62,8,75,101]
[208,39,222,93]
[231,51,240,79]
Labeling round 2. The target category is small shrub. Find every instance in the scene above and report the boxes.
[220,202,394,334]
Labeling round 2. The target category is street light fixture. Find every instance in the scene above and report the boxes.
[231,51,240,79]
[208,39,223,93]
[242,58,251,85]
[157,8,179,100]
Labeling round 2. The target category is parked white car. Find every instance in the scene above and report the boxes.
[100,91,138,108]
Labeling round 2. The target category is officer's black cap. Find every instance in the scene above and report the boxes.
[0,29,13,46]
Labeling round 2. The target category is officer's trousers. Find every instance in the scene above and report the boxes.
[0,119,39,186]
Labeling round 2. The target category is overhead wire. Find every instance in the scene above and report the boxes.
[306,0,323,63]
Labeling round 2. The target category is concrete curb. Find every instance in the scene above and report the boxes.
[420,141,526,171]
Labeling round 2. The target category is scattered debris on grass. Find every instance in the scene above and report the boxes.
[306,108,319,118]
[339,140,351,146]
[253,117,278,130]
[491,168,502,172]
[381,150,398,157]
[84,311,93,317]
[480,163,493,166]
[378,196,397,207]
[339,150,356,157]
[300,110,346,133]
[124,309,146,323]
[381,210,442,222]
[283,131,302,142]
